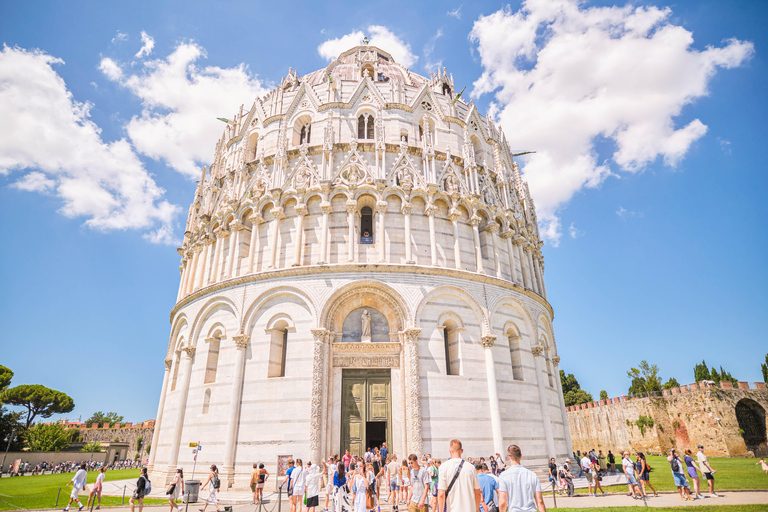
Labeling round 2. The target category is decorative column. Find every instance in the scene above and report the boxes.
[207,230,222,284]
[222,333,249,488]
[268,207,284,268]
[346,199,357,262]
[402,202,413,263]
[176,260,187,302]
[227,221,244,278]
[319,202,331,264]
[200,237,214,287]
[247,214,264,274]
[425,204,437,266]
[552,356,573,456]
[188,247,200,293]
[404,328,423,455]
[486,224,502,278]
[449,208,462,269]
[531,346,556,458]
[309,329,328,463]
[376,201,387,262]
[501,231,517,283]
[148,358,172,472]
[166,346,195,472]
[293,204,307,266]
[220,229,233,280]
[526,246,538,294]
[482,336,504,455]
[470,215,485,273]
[517,238,531,289]
[535,255,547,299]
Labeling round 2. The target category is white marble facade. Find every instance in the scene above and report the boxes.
[148,45,572,489]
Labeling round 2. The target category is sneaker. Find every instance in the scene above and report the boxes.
[78,507,84,511]
[602,492,606,496]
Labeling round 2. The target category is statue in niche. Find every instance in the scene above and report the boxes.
[361,310,371,342]
[347,165,361,185]
[445,173,458,194]
[295,167,311,189]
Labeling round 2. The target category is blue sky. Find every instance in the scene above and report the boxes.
[0,0,766,422]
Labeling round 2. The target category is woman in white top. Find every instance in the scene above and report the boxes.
[87,467,106,509]
[290,459,305,512]
[199,465,222,512]
[350,466,368,512]
[399,460,410,505]
[168,468,185,511]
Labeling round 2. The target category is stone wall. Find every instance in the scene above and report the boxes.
[78,426,155,461]
[567,381,768,457]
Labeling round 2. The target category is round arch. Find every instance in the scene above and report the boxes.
[321,280,408,335]
[188,297,240,347]
[735,398,767,455]
[414,285,487,334]
[242,286,317,334]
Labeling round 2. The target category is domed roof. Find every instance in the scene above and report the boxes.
[303,45,428,88]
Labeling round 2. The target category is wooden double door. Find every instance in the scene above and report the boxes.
[341,369,391,456]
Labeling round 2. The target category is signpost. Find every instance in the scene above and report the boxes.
[190,442,201,481]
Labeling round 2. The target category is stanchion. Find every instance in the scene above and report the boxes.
[122,485,126,505]
[551,480,557,508]
[55,487,61,507]
[277,487,281,512]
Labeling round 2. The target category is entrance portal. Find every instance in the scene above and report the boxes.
[341,369,391,456]
[736,398,768,456]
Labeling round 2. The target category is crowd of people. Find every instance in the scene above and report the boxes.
[5,459,141,477]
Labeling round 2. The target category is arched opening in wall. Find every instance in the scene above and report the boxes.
[268,320,290,378]
[507,328,523,381]
[442,319,460,376]
[442,82,452,98]
[247,133,259,161]
[341,307,390,343]
[360,206,373,243]
[204,332,222,384]
[358,113,375,140]
[292,115,313,146]
[202,389,211,415]
[399,130,408,143]
[361,64,374,78]
[170,351,181,391]
[471,135,486,168]
[736,398,768,456]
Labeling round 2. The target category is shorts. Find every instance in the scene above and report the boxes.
[626,474,638,486]
[390,479,400,491]
[408,503,427,512]
[131,491,146,500]
[673,473,690,488]
[326,482,334,494]
[306,495,319,507]
[250,483,257,492]
[639,472,650,481]
[584,472,593,484]
[291,486,304,497]
[70,489,81,500]
[704,472,714,481]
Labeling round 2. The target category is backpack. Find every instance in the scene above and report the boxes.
[670,458,680,472]
[212,474,221,489]
[142,476,152,494]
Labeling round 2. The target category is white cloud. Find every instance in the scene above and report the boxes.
[100,42,266,178]
[0,46,179,244]
[470,0,753,244]
[616,206,643,219]
[447,5,463,20]
[135,31,155,58]
[98,57,122,80]
[318,26,418,68]
[111,31,128,44]
[423,29,444,72]
[568,222,583,239]
[717,137,732,154]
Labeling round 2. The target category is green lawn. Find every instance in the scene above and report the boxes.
[553,507,768,512]
[547,455,768,496]
[0,469,165,511]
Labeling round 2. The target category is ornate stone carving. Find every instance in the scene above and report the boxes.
[552,356,561,365]
[332,355,400,368]
[309,328,327,462]
[404,327,423,455]
[530,345,544,357]
[164,359,173,370]
[233,334,250,349]
[332,342,400,355]
[481,335,496,349]
[182,346,196,357]
[270,207,285,220]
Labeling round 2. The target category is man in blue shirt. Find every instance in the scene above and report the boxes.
[475,462,497,512]
[380,442,389,463]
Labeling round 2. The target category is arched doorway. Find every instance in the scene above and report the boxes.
[735,398,768,456]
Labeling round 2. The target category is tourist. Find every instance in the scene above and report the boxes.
[621,451,641,499]
[64,462,88,511]
[607,451,616,473]
[87,466,106,510]
[597,450,606,472]
[167,468,184,511]
[408,454,430,512]
[684,449,704,499]
[342,450,352,473]
[380,443,389,464]
[386,454,400,505]
[667,449,692,501]
[489,455,498,477]
[560,460,575,497]
[547,458,560,495]
[349,466,368,512]
[304,462,323,512]
[590,452,606,496]
[199,465,222,512]
[249,464,259,504]
[758,458,768,474]
[427,459,439,511]
[331,458,348,512]
[635,452,657,497]
[322,457,337,511]
[400,459,411,504]
[696,445,720,497]
[437,439,482,512]
[291,459,306,512]
[475,462,497,512]
[129,467,151,512]
[498,444,545,512]
[281,459,296,497]
[579,451,595,496]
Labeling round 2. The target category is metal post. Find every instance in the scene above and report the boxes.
[277,487,282,512]
[56,487,61,507]
[551,480,557,508]
[122,485,126,505]
[2,428,15,474]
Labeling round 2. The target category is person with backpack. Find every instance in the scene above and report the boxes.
[667,449,692,501]
[560,460,575,497]
[199,465,222,512]
[635,452,658,497]
[130,467,151,512]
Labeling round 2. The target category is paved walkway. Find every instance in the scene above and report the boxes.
[543,490,768,508]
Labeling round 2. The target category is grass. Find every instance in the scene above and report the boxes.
[0,469,166,511]
[552,507,768,512]
[545,455,768,496]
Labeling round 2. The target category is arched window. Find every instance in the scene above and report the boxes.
[170,351,181,391]
[442,320,460,376]
[268,320,290,378]
[361,64,374,78]
[442,83,452,98]
[400,131,408,143]
[358,114,374,140]
[508,332,523,381]
[204,335,221,384]
[299,123,311,145]
[202,389,211,414]
[360,206,373,243]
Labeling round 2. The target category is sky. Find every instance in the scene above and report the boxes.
[0,0,766,423]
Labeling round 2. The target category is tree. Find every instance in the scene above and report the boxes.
[560,370,594,406]
[86,411,124,427]
[0,365,23,450]
[762,354,768,384]
[694,360,711,382]
[0,365,13,393]
[600,390,608,401]
[81,440,102,453]
[627,360,662,394]
[0,385,75,427]
[662,378,680,390]
[711,366,738,386]
[24,423,77,452]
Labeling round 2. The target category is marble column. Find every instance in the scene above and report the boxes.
[402,202,413,263]
[319,202,331,264]
[346,200,357,262]
[207,231,221,284]
[247,214,264,274]
[526,246,538,294]
[482,336,504,454]
[404,328,423,455]
[449,208,462,269]
[166,346,195,472]
[222,334,249,487]
[148,358,172,472]
[426,204,437,266]
[535,256,547,299]
[293,204,307,266]
[376,201,387,262]
[517,239,531,289]
[176,260,187,302]
[487,224,501,278]
[552,356,573,456]
[471,215,485,273]
[201,238,214,287]
[268,207,284,268]
[188,248,200,294]
[531,346,556,458]
[309,329,328,463]
[218,230,231,281]
[227,222,244,278]
[501,231,517,284]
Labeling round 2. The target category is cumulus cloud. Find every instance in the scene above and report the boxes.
[470,0,753,244]
[100,42,266,177]
[0,46,179,244]
[98,57,122,80]
[318,26,418,68]
[424,28,444,72]
[135,31,155,58]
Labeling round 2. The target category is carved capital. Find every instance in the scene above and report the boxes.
[523,244,534,253]
[499,230,515,239]
[346,199,358,213]
[270,207,285,220]
[249,213,266,225]
[513,236,526,247]
[230,220,246,232]
[404,328,421,343]
[485,223,499,234]
[448,209,461,222]
[233,334,250,349]
[217,229,231,240]
[164,359,173,370]
[470,215,482,226]
[376,201,388,213]
[295,204,308,216]
[481,335,496,348]
[320,202,332,214]
[182,346,196,357]
[552,356,561,365]
[530,345,544,357]
[310,328,329,343]
[424,204,438,216]
[401,203,413,215]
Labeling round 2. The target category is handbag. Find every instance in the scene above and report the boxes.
[166,483,176,495]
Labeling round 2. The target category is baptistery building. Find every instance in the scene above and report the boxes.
[148,45,572,488]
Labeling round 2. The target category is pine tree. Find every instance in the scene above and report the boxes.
[693,360,711,382]
[761,354,768,384]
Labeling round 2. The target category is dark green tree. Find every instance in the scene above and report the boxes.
[627,360,662,394]
[86,411,124,427]
[762,354,768,383]
[693,360,711,382]
[24,423,77,451]
[0,365,23,450]
[560,370,594,406]
[0,385,75,428]
[662,378,680,390]
[0,365,13,393]
[600,390,608,401]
